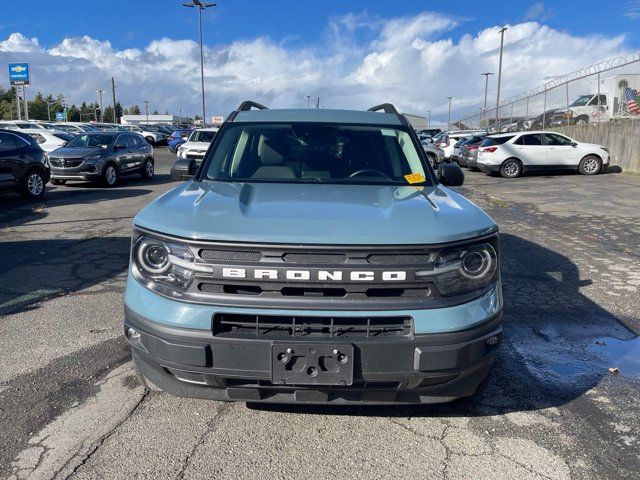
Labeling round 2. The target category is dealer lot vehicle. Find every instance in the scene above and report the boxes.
[171,127,218,180]
[168,128,193,153]
[0,129,50,200]
[438,130,485,159]
[124,125,166,145]
[21,129,74,153]
[48,131,154,187]
[125,101,503,405]
[421,140,444,168]
[457,135,487,169]
[477,131,610,178]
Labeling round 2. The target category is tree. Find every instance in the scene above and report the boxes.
[103,105,115,123]
[67,104,81,122]
[129,105,141,115]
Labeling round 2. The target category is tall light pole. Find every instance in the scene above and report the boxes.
[427,110,431,128]
[480,72,494,127]
[446,96,453,130]
[183,0,216,126]
[494,27,508,132]
[179,107,183,121]
[96,89,105,122]
[304,95,312,109]
[143,100,150,124]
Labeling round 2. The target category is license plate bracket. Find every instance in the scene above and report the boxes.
[271,343,354,386]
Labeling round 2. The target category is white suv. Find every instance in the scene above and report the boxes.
[437,130,485,159]
[477,131,610,178]
[176,127,218,162]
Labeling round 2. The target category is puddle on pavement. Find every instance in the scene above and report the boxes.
[589,336,640,380]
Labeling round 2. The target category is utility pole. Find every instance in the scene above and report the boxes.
[304,95,312,109]
[427,110,431,128]
[183,0,216,126]
[446,96,453,130]
[24,87,29,120]
[481,72,494,127]
[16,89,22,120]
[316,97,320,109]
[494,27,508,132]
[97,89,105,122]
[143,100,150,124]
[111,77,118,124]
[179,108,183,121]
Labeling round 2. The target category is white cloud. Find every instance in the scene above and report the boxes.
[625,1,640,19]
[525,3,555,22]
[0,14,631,124]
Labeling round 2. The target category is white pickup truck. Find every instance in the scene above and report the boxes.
[565,74,640,125]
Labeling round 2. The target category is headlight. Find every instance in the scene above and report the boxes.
[132,231,212,293]
[177,147,186,158]
[416,240,498,297]
[83,154,102,162]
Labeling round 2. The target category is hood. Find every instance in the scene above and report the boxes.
[134,181,497,245]
[49,146,105,158]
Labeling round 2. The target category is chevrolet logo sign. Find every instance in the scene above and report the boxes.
[11,65,27,73]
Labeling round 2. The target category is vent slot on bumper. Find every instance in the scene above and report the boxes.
[212,313,413,338]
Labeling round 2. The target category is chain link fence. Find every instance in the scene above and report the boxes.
[453,51,640,133]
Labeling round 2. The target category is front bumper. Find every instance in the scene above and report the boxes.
[125,275,503,404]
[50,164,101,181]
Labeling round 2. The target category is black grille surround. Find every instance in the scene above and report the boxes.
[212,313,413,338]
[50,158,83,168]
[131,227,499,311]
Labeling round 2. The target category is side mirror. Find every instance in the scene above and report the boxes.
[171,158,196,181]
[438,163,465,186]
[570,141,578,147]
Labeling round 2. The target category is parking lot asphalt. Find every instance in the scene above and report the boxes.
[1,149,638,480]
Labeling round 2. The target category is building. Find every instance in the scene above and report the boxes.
[121,114,189,126]
[401,113,428,130]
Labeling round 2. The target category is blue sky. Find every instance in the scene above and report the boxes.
[0,1,639,123]
[2,0,638,50]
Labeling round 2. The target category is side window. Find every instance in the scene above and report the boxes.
[115,135,128,147]
[544,133,572,146]
[523,134,543,146]
[33,133,46,144]
[128,135,141,147]
[0,132,19,151]
[514,136,524,145]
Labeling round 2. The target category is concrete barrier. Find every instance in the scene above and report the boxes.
[552,120,640,174]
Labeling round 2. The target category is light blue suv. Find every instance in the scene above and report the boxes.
[124,102,502,405]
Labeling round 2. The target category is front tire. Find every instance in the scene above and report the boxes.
[145,136,155,145]
[579,155,602,175]
[21,169,46,200]
[500,158,522,178]
[141,158,154,179]
[51,179,66,185]
[575,116,589,126]
[102,163,119,187]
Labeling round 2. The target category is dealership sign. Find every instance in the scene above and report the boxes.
[9,63,30,86]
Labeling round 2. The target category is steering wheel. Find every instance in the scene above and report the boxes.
[349,169,389,179]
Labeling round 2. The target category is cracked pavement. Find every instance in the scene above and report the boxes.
[0,150,638,479]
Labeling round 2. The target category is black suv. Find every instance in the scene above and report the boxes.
[49,132,155,187]
[0,129,50,200]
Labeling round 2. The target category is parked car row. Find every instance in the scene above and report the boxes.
[452,130,610,178]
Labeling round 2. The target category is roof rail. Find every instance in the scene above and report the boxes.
[367,103,400,115]
[237,101,269,111]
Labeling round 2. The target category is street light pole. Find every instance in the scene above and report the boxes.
[480,72,494,127]
[446,97,453,130]
[494,27,508,132]
[97,89,105,122]
[304,95,312,109]
[427,110,431,128]
[183,0,216,126]
[143,100,150,124]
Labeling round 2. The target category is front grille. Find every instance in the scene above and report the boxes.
[50,158,82,168]
[283,253,347,264]
[200,249,262,262]
[212,313,413,338]
[367,254,432,265]
[198,283,431,299]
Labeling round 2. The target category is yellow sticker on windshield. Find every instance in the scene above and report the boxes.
[404,173,425,184]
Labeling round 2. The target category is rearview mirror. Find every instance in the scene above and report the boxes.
[438,163,465,186]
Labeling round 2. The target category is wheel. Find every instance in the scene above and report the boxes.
[21,170,46,200]
[426,153,437,169]
[102,163,119,187]
[578,155,602,175]
[51,179,67,185]
[145,136,155,145]
[500,159,522,178]
[140,158,154,179]
[575,116,589,126]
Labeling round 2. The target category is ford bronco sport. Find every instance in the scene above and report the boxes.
[124,102,502,404]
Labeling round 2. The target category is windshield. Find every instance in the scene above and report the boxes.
[204,123,431,186]
[65,134,114,148]
[189,130,217,143]
[570,95,594,107]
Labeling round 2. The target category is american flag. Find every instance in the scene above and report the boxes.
[625,87,640,115]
